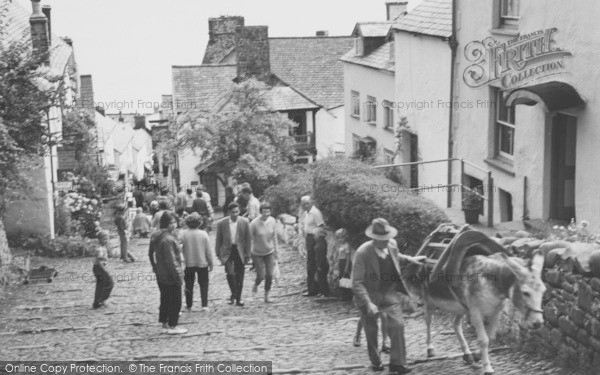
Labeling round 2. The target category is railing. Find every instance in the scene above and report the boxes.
[374,158,494,227]
[293,133,315,150]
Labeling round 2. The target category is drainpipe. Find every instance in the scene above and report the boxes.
[447,0,458,208]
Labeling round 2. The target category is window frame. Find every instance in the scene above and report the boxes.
[351,91,360,118]
[495,89,516,159]
[499,0,520,28]
[383,148,395,164]
[383,100,394,131]
[365,96,377,124]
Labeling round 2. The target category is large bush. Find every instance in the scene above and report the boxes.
[7,232,97,258]
[262,164,314,217]
[312,157,449,254]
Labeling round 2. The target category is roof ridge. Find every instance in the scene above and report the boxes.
[172,64,237,68]
[269,36,353,40]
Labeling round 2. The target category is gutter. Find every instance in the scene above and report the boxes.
[447,0,458,208]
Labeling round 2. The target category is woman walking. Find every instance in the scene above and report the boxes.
[180,213,214,311]
[250,203,278,303]
[148,211,187,335]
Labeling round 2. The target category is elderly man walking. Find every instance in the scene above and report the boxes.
[352,218,426,374]
[300,196,324,297]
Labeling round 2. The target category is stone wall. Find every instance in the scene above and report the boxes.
[532,263,600,372]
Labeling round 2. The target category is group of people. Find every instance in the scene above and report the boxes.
[300,197,427,375]
[94,184,427,374]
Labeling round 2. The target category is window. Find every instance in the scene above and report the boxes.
[351,91,360,117]
[495,89,515,158]
[355,38,364,56]
[352,134,361,154]
[383,148,395,164]
[383,100,394,130]
[500,0,519,27]
[365,96,377,123]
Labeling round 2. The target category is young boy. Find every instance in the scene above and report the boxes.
[93,231,114,308]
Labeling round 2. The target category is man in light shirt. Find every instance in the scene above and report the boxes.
[196,185,214,217]
[300,195,324,297]
[237,185,260,221]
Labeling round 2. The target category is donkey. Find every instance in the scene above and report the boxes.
[404,249,546,375]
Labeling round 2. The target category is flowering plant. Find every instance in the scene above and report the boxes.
[60,191,102,238]
[550,219,599,243]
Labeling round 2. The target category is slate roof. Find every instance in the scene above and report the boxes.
[0,0,75,77]
[171,65,237,112]
[215,84,319,113]
[340,41,395,73]
[392,0,452,39]
[351,22,395,37]
[269,37,355,109]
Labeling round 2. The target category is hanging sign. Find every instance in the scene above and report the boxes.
[463,28,571,89]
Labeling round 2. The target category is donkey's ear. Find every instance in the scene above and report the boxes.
[500,252,527,280]
[528,249,545,276]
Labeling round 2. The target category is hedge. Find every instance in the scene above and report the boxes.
[312,157,449,254]
[262,165,314,217]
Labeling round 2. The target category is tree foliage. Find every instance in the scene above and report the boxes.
[157,78,297,193]
[0,29,56,212]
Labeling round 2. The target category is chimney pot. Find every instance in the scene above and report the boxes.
[316,30,329,37]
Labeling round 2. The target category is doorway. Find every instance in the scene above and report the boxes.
[550,113,577,221]
[199,172,218,207]
[409,133,419,189]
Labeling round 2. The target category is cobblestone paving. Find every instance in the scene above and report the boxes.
[0,235,581,374]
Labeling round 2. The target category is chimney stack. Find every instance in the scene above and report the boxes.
[203,16,245,64]
[42,5,51,45]
[316,30,329,37]
[386,1,408,21]
[29,0,49,64]
[78,75,94,112]
[235,26,270,82]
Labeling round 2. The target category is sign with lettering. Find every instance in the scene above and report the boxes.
[55,181,73,192]
[463,28,571,89]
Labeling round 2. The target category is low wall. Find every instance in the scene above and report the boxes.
[532,262,600,372]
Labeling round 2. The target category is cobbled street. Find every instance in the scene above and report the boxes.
[0,234,576,375]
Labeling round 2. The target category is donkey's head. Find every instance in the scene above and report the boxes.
[500,250,546,329]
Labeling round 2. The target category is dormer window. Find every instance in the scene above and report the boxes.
[355,37,364,56]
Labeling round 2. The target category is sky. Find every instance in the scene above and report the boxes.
[16,0,419,114]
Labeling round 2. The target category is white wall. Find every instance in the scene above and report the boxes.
[343,63,396,157]
[394,31,452,208]
[455,0,600,228]
[316,106,345,158]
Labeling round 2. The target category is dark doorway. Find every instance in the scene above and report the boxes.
[409,133,419,189]
[499,189,513,222]
[550,113,577,221]
[199,172,219,207]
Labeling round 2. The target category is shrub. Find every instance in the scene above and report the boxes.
[262,164,314,217]
[312,157,449,254]
[7,232,96,258]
